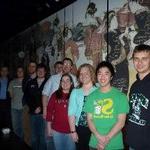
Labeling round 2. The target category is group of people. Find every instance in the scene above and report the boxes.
[0,44,150,150]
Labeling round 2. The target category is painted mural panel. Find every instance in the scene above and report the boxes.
[107,0,150,94]
[0,0,150,94]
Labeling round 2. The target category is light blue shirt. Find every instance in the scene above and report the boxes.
[42,73,78,100]
[0,78,8,100]
[68,86,97,126]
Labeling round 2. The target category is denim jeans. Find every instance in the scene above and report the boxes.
[30,114,46,150]
[11,108,23,139]
[53,130,75,150]
[44,120,56,150]
[46,135,55,150]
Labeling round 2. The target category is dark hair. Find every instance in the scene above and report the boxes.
[37,63,47,71]
[12,66,24,78]
[133,44,150,58]
[63,58,73,66]
[28,61,37,66]
[96,61,115,77]
[56,73,74,100]
[54,61,63,68]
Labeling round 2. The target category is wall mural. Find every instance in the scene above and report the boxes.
[0,0,150,94]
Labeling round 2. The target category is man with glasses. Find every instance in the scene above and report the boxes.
[42,57,77,150]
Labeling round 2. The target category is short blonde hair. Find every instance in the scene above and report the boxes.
[77,63,96,87]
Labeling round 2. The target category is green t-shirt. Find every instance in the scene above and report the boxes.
[84,87,129,150]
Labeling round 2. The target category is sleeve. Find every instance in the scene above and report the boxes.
[68,89,77,116]
[8,81,13,98]
[42,77,52,97]
[117,93,129,114]
[46,93,56,122]
[84,95,94,113]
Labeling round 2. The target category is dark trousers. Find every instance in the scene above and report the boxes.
[0,100,12,130]
[76,126,91,150]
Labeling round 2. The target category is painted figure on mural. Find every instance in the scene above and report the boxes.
[105,3,136,94]
[84,2,107,68]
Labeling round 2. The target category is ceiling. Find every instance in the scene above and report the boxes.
[0,0,76,43]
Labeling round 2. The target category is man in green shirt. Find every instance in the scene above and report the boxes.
[84,61,129,150]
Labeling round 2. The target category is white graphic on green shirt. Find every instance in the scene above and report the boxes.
[94,98,114,118]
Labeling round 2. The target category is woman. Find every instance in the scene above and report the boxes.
[68,63,97,150]
[46,73,75,150]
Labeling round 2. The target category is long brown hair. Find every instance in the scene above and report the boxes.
[55,73,74,100]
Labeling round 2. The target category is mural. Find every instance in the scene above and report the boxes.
[0,0,150,94]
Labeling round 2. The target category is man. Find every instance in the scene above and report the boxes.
[22,61,37,145]
[0,65,11,130]
[25,64,47,150]
[84,61,129,150]
[8,66,24,139]
[54,61,63,74]
[42,57,77,150]
[126,44,150,150]
[22,61,37,103]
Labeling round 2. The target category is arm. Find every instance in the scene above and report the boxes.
[47,121,53,137]
[42,95,49,119]
[8,81,13,99]
[68,115,78,142]
[107,114,126,139]
[87,113,109,150]
[42,77,52,119]
[68,89,78,142]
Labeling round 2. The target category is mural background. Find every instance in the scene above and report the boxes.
[0,0,150,94]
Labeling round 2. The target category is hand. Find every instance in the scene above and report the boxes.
[96,134,110,150]
[71,132,79,142]
[35,107,41,114]
[47,126,53,137]
[43,107,47,119]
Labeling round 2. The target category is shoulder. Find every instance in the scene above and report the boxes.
[88,88,99,98]
[112,87,128,102]
[71,88,82,94]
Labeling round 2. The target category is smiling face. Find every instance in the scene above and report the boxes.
[61,75,72,93]
[133,51,150,78]
[97,67,112,89]
[37,68,46,79]
[63,60,73,74]
[79,66,92,86]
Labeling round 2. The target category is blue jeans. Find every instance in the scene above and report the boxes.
[30,114,46,150]
[53,130,75,150]
[11,109,23,139]
[46,135,56,150]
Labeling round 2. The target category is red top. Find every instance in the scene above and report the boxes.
[46,91,70,133]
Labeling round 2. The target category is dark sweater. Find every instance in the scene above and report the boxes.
[126,73,150,149]
[25,77,47,114]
